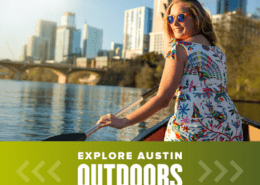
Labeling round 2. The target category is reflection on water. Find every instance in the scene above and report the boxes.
[0,79,258,141]
[0,80,174,141]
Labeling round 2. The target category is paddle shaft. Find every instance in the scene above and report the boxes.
[43,85,159,141]
[84,85,159,138]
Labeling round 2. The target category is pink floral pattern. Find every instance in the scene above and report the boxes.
[164,39,243,141]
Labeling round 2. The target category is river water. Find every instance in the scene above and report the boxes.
[0,80,259,141]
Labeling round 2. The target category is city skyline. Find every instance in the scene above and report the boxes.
[1,0,260,61]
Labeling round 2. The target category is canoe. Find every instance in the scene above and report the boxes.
[132,116,260,141]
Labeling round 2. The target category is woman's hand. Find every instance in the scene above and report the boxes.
[97,114,129,129]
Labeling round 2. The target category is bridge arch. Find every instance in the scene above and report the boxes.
[0,60,106,84]
[67,71,101,85]
[22,66,69,84]
[0,63,22,80]
[22,66,101,84]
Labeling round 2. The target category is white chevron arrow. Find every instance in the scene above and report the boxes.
[32,160,45,183]
[214,160,228,182]
[198,160,212,182]
[230,160,243,182]
[48,160,61,182]
[16,161,30,182]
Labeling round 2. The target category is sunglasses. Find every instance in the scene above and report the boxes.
[167,13,191,24]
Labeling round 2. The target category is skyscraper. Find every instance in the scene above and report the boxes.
[111,42,123,58]
[122,6,153,59]
[19,44,27,62]
[61,12,76,27]
[36,20,57,60]
[149,0,172,56]
[217,0,247,14]
[82,23,103,59]
[27,36,51,62]
[27,20,57,62]
[55,12,81,63]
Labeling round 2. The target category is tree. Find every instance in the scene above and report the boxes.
[214,10,260,99]
[237,36,260,99]
[98,52,165,89]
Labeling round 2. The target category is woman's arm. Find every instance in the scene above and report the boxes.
[97,45,187,129]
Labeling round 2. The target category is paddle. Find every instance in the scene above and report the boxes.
[43,85,159,141]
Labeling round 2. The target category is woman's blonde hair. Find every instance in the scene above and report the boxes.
[164,0,217,46]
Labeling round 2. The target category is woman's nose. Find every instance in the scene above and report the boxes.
[173,17,180,26]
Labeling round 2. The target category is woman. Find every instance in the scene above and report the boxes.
[98,0,243,141]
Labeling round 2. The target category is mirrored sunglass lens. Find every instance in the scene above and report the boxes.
[177,14,185,22]
[167,15,174,24]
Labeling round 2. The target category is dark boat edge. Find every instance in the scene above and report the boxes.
[131,116,171,142]
[132,116,260,141]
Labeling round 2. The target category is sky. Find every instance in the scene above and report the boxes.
[0,0,260,61]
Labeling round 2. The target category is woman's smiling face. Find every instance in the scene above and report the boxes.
[169,3,197,40]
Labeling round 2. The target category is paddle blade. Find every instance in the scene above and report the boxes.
[43,133,86,141]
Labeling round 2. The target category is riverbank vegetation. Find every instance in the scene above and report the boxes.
[213,11,260,100]
[98,52,165,89]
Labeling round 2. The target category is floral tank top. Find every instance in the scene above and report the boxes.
[164,39,243,141]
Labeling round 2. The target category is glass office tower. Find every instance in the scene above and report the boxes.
[217,0,247,14]
[82,23,103,59]
[55,12,81,63]
[122,6,153,59]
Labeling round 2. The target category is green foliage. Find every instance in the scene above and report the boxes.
[134,52,164,66]
[235,37,260,99]
[0,67,13,79]
[135,63,155,88]
[98,61,129,86]
[23,68,58,82]
[100,68,125,86]
[99,52,165,89]
[214,11,260,100]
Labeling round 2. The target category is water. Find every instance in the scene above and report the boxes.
[0,80,175,141]
[0,80,259,141]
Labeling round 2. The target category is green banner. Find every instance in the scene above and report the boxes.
[0,142,259,185]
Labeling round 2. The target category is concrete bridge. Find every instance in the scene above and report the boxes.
[0,60,106,84]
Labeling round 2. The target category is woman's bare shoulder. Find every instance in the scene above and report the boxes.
[187,34,211,46]
[176,44,188,65]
